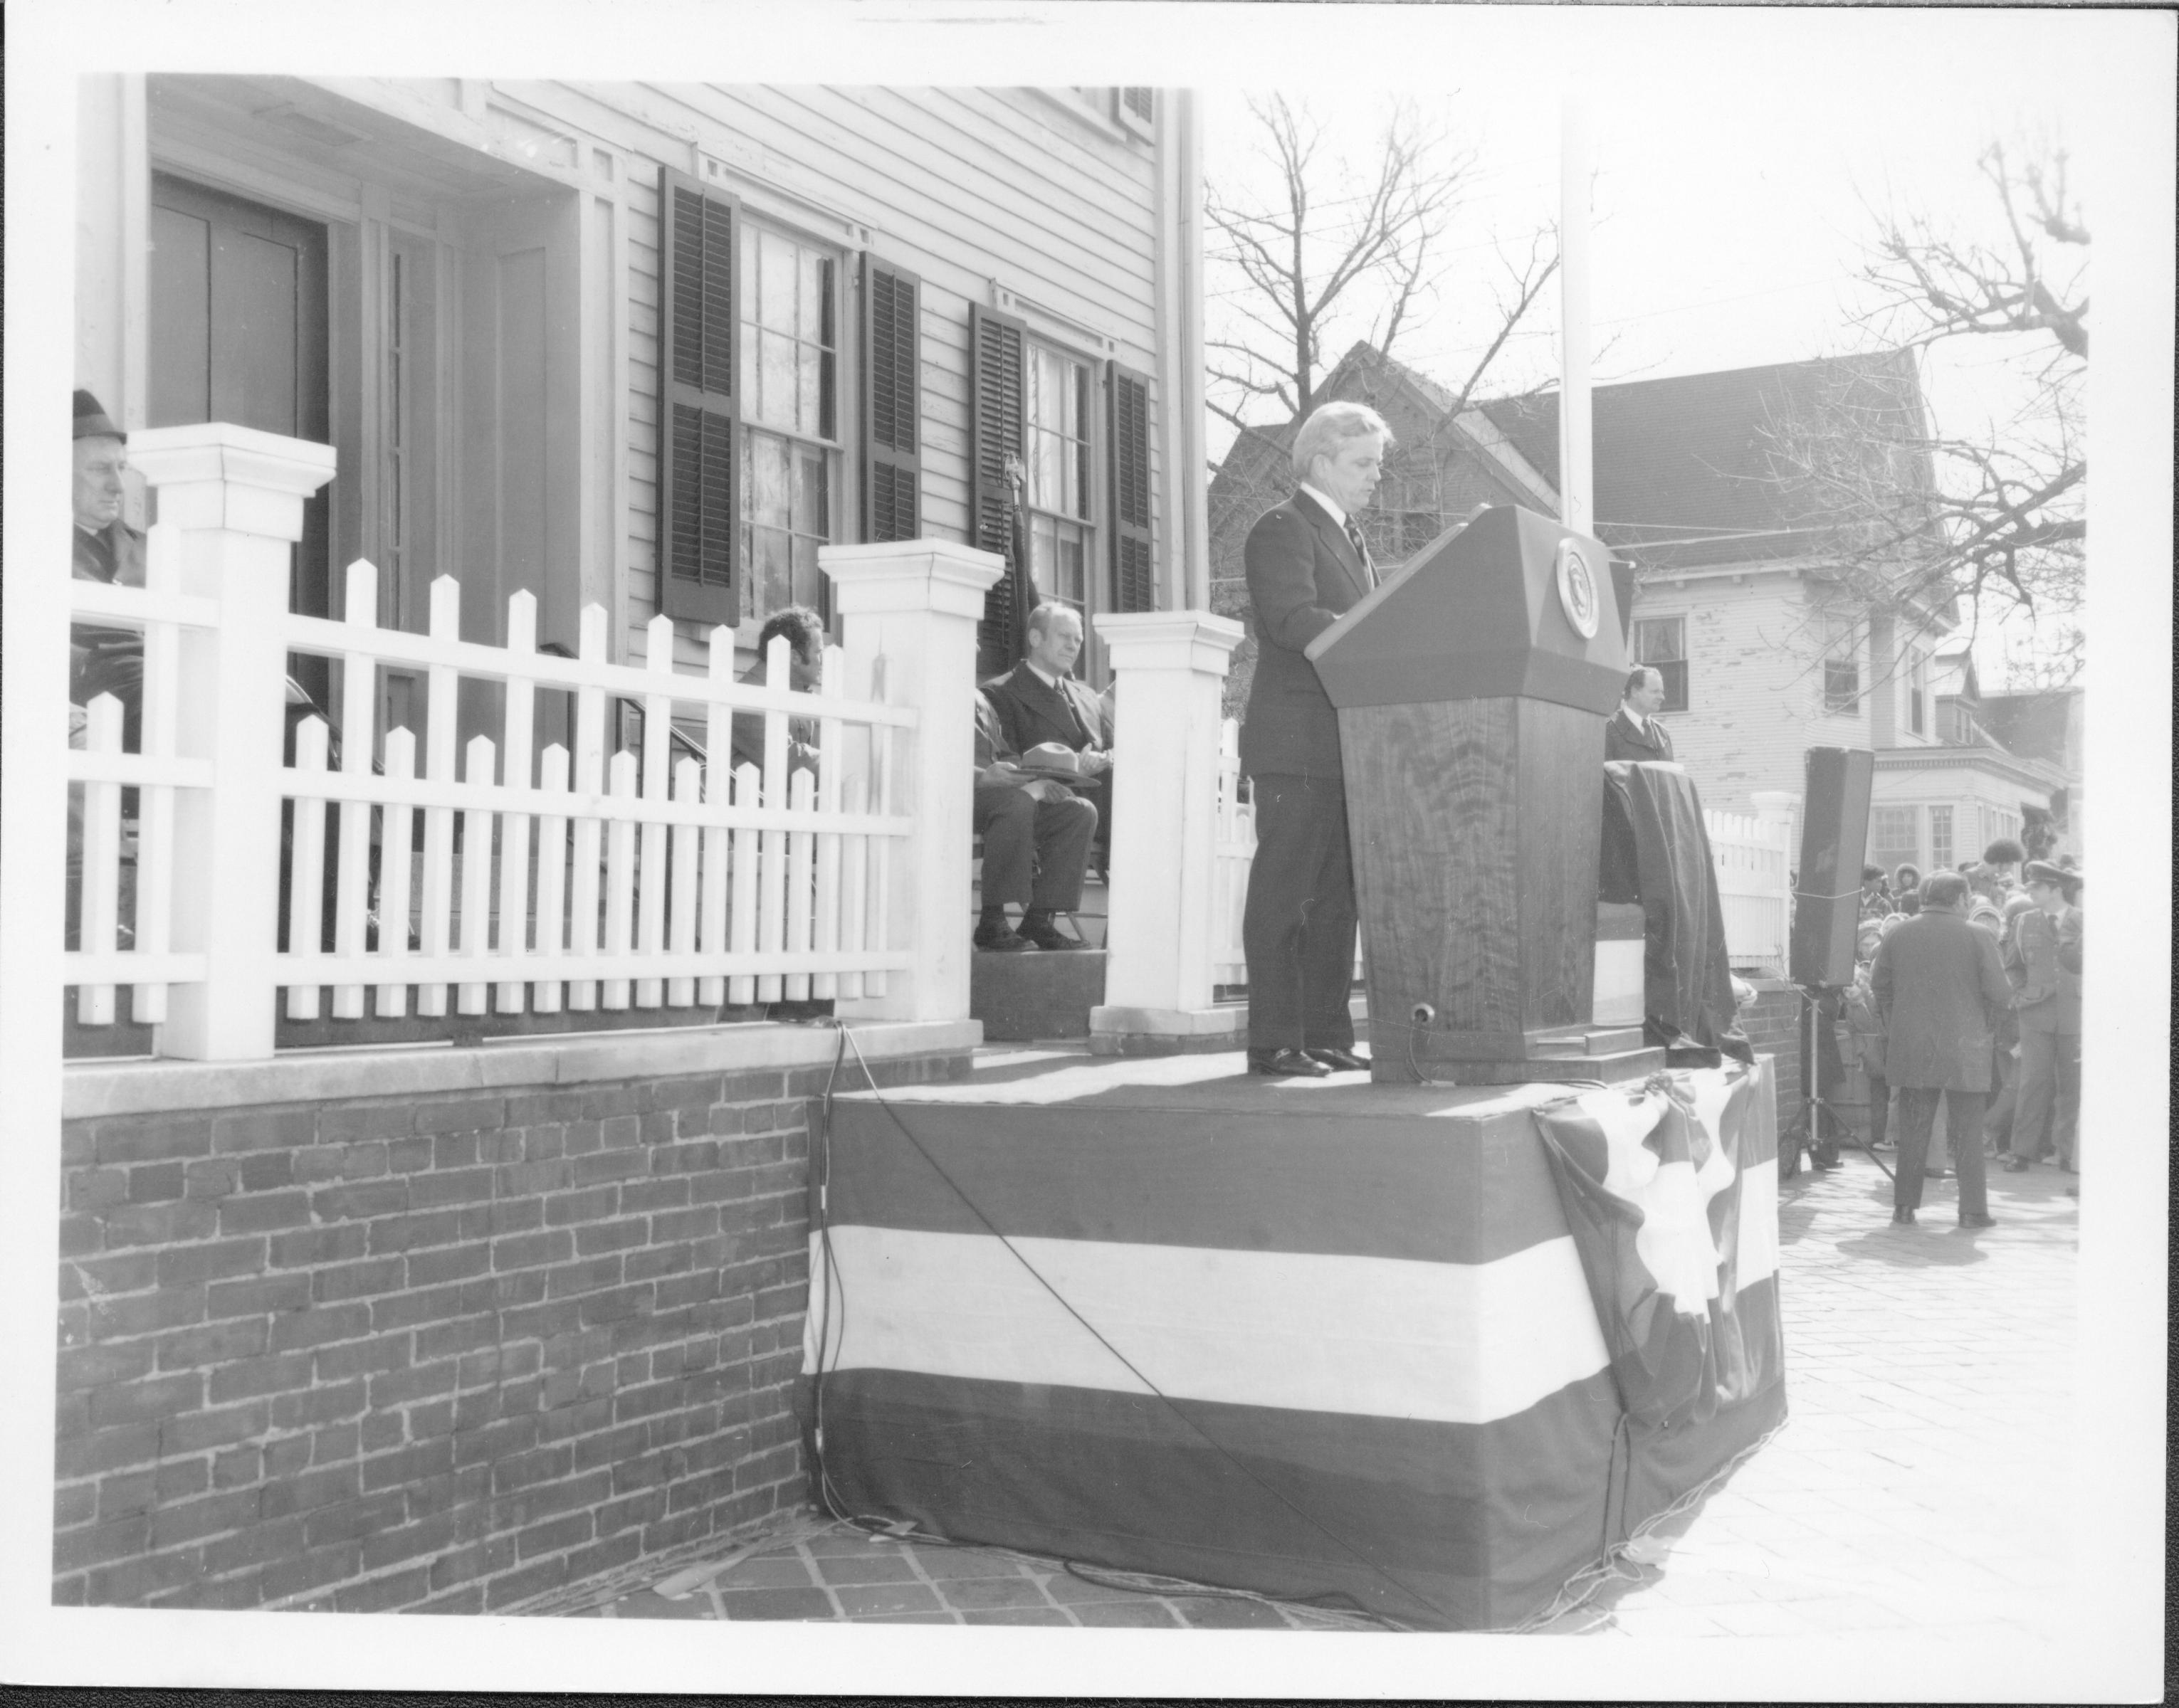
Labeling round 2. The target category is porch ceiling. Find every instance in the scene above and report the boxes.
[149,75,569,210]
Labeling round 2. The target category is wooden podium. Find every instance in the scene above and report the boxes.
[1308,505,1666,1085]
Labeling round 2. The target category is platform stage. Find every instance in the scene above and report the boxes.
[804,1048,1784,1630]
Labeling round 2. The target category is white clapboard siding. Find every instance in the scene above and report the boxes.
[600,81,1162,658]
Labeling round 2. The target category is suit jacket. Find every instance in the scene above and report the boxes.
[71,521,147,732]
[1604,706,1674,763]
[982,660,1108,761]
[727,663,819,782]
[2008,906,2081,1035]
[1237,490,1372,779]
[1871,907,2013,1091]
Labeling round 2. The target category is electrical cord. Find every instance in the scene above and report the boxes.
[808,1019,1461,1631]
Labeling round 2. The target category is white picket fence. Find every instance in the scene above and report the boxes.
[1209,719,1256,989]
[66,546,919,1040]
[1703,802,1793,971]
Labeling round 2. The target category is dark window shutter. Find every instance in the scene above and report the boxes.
[970,302,1029,677]
[1108,362,1155,613]
[658,167,739,628]
[861,255,922,543]
[1120,88,1155,124]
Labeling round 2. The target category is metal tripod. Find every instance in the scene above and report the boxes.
[1797,982,1894,1182]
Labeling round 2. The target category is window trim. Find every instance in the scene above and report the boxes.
[1821,614,1862,716]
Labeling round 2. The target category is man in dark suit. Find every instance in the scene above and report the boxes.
[982,601,1112,855]
[1604,666,1674,763]
[1871,870,2013,1228]
[971,690,1098,952]
[1236,401,1390,1077]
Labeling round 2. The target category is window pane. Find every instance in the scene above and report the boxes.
[797,341,821,435]
[757,331,794,431]
[1059,527,1084,606]
[797,248,823,342]
[760,231,795,332]
[756,524,793,620]
[740,235,758,343]
[792,532,821,611]
[793,446,828,537]
[1030,515,1056,587]
[1869,806,1918,877]
[738,322,757,417]
[1928,805,1953,869]
[819,347,836,442]
[747,429,789,525]
[1034,423,1064,511]
[1634,616,1684,663]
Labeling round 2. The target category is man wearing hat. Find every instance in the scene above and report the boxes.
[2002,860,2082,1174]
[71,390,146,747]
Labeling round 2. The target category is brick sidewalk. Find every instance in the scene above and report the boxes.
[534,1146,2079,1635]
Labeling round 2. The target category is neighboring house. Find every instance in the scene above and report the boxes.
[1974,680,2085,857]
[75,78,1204,733]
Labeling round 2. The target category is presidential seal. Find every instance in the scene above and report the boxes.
[1554,538,1600,640]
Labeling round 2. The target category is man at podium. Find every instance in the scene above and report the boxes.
[1236,401,1390,1077]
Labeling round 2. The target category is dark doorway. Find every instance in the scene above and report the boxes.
[149,172,333,710]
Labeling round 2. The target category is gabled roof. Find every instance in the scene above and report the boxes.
[1479,352,1928,570]
[1975,687,2081,772]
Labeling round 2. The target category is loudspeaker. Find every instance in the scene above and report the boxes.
[1789,747,1876,988]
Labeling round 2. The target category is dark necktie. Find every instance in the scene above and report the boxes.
[1343,517,1375,586]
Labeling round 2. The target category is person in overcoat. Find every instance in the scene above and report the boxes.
[1871,871,2014,1227]
[1604,666,1675,762]
[1235,400,1389,1077]
[2002,860,2083,1173]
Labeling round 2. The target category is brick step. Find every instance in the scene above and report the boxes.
[970,947,1108,1042]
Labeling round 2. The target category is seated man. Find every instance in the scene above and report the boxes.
[982,601,1112,856]
[972,690,1096,953]
[728,605,824,781]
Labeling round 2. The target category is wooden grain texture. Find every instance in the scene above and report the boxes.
[1342,696,1609,1079]
[1340,699,1522,1038]
[1516,697,1605,1031]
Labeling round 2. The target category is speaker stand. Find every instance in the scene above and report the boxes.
[1794,983,1892,1183]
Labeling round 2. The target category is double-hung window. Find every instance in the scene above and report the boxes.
[1822,615,1861,715]
[1024,342,1096,628]
[740,226,841,626]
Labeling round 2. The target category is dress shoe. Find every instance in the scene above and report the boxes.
[1959,1212,1997,1229]
[1306,1046,1368,1072]
[973,923,1034,952]
[1017,915,1086,951]
[2002,1156,2031,1173]
[1248,1048,1332,1078]
[1891,1207,1916,1225]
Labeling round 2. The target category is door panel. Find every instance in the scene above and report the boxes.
[149,173,333,702]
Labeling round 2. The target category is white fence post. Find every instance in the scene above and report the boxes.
[1087,611,1246,1052]
[130,424,336,1060]
[820,539,1002,1023]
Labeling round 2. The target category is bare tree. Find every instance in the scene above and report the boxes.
[1763,140,2087,680]
[1204,94,1555,429]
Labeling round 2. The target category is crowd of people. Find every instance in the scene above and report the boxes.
[1838,839,2084,1226]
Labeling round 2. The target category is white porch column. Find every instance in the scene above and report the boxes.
[821,539,1003,1024]
[133,424,338,1060]
[1088,610,1244,1053]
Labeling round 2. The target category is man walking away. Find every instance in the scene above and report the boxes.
[1871,871,2013,1228]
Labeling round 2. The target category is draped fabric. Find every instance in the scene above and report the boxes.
[1601,760,1751,1063]
[1530,1065,1785,1433]
[805,1061,1785,1629]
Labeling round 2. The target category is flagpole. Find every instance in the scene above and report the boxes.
[1559,97,1594,538]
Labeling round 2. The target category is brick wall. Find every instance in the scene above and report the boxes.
[54,1047,965,1613]
[1739,980,1805,1119]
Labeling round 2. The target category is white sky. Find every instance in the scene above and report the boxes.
[1199,13,2125,687]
